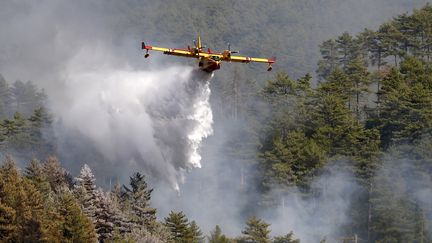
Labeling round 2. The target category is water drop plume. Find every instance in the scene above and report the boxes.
[53,47,214,190]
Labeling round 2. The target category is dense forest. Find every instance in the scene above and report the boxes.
[2,1,432,243]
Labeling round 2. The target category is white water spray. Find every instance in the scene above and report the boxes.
[187,73,214,168]
[51,46,214,190]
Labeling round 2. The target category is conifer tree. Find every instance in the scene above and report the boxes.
[43,156,69,192]
[376,23,402,66]
[317,39,339,80]
[0,156,50,242]
[370,160,418,242]
[0,121,6,145]
[164,211,193,243]
[273,231,300,243]
[345,57,371,118]
[93,189,116,241]
[25,158,51,197]
[208,225,230,243]
[241,216,271,243]
[57,190,97,242]
[336,32,359,69]
[393,13,416,55]
[123,172,157,230]
[25,158,72,242]
[75,164,126,241]
[28,107,55,157]
[5,112,31,151]
[260,131,325,189]
[75,165,98,227]
[366,29,388,71]
[189,220,204,243]
[0,201,15,241]
[10,80,45,117]
[0,74,12,118]
[368,58,432,149]
[318,68,351,103]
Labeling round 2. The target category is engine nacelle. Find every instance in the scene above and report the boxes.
[222,50,231,59]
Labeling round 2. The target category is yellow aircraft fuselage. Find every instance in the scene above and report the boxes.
[142,35,275,72]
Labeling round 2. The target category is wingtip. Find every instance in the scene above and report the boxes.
[269,56,276,63]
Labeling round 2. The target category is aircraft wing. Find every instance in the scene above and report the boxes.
[197,52,216,58]
[229,55,276,64]
[142,42,196,58]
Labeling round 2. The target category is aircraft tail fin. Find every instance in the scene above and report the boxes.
[197,34,202,49]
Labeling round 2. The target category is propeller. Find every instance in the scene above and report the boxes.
[193,40,205,51]
[227,43,239,54]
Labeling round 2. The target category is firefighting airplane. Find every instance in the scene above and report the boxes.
[142,35,275,72]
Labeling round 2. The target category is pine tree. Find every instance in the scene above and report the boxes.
[261,72,313,141]
[22,177,63,242]
[75,164,126,242]
[25,158,72,242]
[370,160,418,242]
[123,172,156,230]
[28,107,55,157]
[393,12,417,56]
[366,29,388,71]
[241,216,271,243]
[5,112,31,151]
[368,58,432,149]
[74,164,103,237]
[43,156,69,192]
[345,57,371,118]
[0,156,28,241]
[10,80,45,117]
[336,32,359,69]
[318,68,351,103]
[260,131,325,189]
[189,220,204,243]
[0,156,49,242]
[57,190,97,242]
[0,200,15,241]
[208,225,230,243]
[377,23,402,66]
[25,158,51,197]
[0,120,6,145]
[412,5,432,61]
[164,211,193,243]
[317,39,339,80]
[0,74,12,118]
[272,231,300,243]
[108,185,133,236]
[93,189,116,241]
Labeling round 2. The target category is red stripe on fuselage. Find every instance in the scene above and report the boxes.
[268,57,276,63]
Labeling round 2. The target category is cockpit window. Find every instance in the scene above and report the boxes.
[212,56,220,61]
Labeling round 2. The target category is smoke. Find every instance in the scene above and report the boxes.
[372,147,432,239]
[51,44,213,189]
[263,164,359,242]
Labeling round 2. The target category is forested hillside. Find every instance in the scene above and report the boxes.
[1,1,432,243]
[257,5,432,242]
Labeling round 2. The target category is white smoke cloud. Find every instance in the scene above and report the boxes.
[266,165,359,242]
[52,44,213,189]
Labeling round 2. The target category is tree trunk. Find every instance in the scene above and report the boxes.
[368,181,373,243]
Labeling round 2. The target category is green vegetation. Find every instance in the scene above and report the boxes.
[2,3,432,243]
